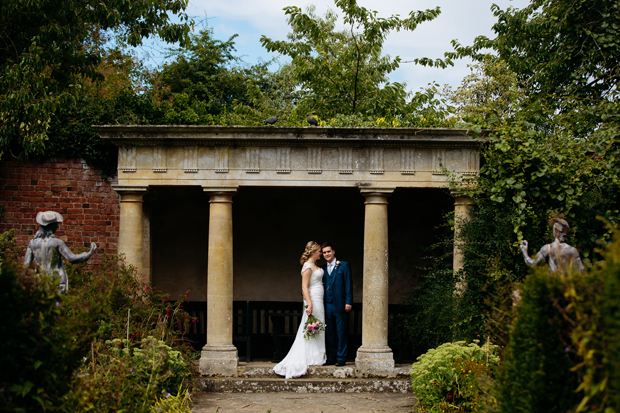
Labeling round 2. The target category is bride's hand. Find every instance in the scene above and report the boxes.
[306,304,313,315]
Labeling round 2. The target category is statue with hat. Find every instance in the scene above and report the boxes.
[23,211,97,293]
[519,218,584,273]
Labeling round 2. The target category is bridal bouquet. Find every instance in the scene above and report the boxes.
[303,306,326,340]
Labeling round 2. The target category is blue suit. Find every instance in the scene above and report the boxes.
[322,260,353,363]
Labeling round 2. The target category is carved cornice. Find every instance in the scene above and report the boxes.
[95,125,485,149]
[104,126,483,188]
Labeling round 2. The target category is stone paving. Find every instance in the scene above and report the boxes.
[191,391,418,413]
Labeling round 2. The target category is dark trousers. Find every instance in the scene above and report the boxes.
[325,301,349,362]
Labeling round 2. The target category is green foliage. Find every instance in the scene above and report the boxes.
[65,337,191,412]
[566,233,620,413]
[602,243,620,413]
[432,0,619,358]
[497,268,580,413]
[404,259,459,356]
[453,0,620,123]
[45,86,166,177]
[0,236,104,411]
[155,26,291,120]
[66,253,195,346]
[448,58,523,126]
[401,222,488,359]
[0,231,195,411]
[0,0,191,160]
[28,47,167,176]
[149,386,193,413]
[496,231,620,413]
[260,0,452,118]
[410,340,499,413]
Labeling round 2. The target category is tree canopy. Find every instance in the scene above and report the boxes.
[414,0,620,364]
[260,0,452,118]
[0,0,192,159]
[451,0,620,134]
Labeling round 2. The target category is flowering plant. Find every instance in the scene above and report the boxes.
[303,306,326,340]
[335,261,341,268]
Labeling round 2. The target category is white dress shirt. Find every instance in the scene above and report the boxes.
[327,258,337,275]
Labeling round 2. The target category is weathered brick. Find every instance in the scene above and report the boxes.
[0,158,119,255]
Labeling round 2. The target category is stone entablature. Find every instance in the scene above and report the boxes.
[95,125,480,188]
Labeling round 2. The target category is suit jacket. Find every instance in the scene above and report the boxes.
[322,260,353,312]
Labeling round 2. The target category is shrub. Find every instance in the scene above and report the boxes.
[567,232,620,413]
[497,267,581,413]
[410,340,499,412]
[0,230,196,412]
[0,235,102,411]
[600,240,620,413]
[494,230,620,413]
[149,385,193,413]
[66,253,196,351]
[65,336,191,412]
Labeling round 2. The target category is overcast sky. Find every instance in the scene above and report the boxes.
[140,0,530,93]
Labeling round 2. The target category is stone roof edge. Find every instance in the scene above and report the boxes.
[93,125,490,142]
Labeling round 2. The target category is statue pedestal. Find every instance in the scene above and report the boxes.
[355,346,395,378]
[199,345,238,377]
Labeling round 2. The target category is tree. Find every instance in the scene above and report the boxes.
[260,0,452,118]
[153,26,302,125]
[156,28,249,117]
[402,0,620,366]
[452,0,620,134]
[0,0,192,159]
[43,47,167,177]
[448,57,524,126]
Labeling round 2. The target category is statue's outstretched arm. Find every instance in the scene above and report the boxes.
[58,241,97,263]
[520,241,547,267]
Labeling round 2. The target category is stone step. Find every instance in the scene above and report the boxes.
[236,362,412,379]
[197,377,412,393]
[195,361,413,394]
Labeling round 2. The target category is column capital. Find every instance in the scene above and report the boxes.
[112,185,149,194]
[360,187,394,205]
[202,186,238,194]
[359,187,395,196]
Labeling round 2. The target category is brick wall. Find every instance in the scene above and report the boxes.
[0,158,119,262]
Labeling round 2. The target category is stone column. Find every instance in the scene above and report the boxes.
[452,191,474,293]
[355,188,395,378]
[199,187,238,377]
[114,186,148,279]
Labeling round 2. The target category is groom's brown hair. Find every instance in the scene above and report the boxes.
[321,242,335,250]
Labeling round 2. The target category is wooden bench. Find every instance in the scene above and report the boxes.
[177,301,409,360]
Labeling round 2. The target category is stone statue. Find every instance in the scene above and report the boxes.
[519,218,584,273]
[24,211,97,293]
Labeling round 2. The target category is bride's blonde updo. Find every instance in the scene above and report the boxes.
[300,241,321,265]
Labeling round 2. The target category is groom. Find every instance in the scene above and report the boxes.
[321,242,353,366]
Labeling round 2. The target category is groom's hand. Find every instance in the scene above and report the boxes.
[345,305,352,312]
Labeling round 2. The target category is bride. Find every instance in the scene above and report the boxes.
[273,241,326,379]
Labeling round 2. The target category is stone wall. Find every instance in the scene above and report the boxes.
[0,158,120,262]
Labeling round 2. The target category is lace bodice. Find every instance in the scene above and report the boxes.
[301,262,324,289]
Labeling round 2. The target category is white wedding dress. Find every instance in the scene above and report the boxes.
[273,262,326,379]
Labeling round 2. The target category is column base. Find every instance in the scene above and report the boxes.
[199,344,238,377]
[355,346,395,378]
